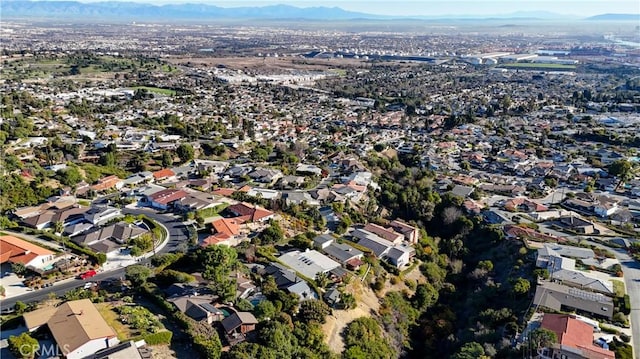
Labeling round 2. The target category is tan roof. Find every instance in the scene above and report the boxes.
[47,299,116,353]
[23,306,58,331]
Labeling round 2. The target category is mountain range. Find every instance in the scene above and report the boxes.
[2,0,639,21]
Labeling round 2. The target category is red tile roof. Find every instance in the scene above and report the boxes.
[153,168,175,180]
[212,188,236,197]
[227,202,274,223]
[91,175,122,191]
[0,235,54,265]
[201,233,232,246]
[149,189,189,205]
[541,314,615,359]
[212,218,240,237]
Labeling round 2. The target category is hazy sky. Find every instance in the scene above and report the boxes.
[41,0,640,16]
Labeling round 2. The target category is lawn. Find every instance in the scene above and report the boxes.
[610,279,625,298]
[196,203,229,218]
[130,86,177,96]
[96,303,133,341]
[500,62,577,70]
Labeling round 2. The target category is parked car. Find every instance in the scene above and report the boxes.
[83,282,97,289]
[79,270,97,280]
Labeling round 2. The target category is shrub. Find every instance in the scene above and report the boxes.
[144,331,173,345]
[155,269,195,285]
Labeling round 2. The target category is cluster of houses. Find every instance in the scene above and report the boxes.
[11,197,148,257]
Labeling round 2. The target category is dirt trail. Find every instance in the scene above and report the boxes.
[323,279,380,353]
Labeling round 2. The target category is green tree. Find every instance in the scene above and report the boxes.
[298,299,331,324]
[529,328,558,351]
[125,265,153,286]
[259,220,284,244]
[161,151,173,167]
[512,277,531,296]
[57,167,83,186]
[254,300,276,321]
[343,317,395,359]
[176,143,195,163]
[412,282,439,311]
[8,332,39,359]
[99,152,117,167]
[608,159,635,190]
[198,245,238,301]
[452,342,485,359]
[14,301,27,315]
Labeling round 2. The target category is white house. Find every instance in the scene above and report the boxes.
[84,206,122,225]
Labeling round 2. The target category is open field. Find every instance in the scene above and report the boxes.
[166,56,370,73]
[499,62,577,70]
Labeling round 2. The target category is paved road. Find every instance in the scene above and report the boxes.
[0,210,188,311]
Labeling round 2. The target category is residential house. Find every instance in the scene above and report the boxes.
[450,184,475,198]
[261,263,316,300]
[122,171,153,187]
[351,229,414,268]
[284,192,320,207]
[147,189,189,210]
[195,160,229,175]
[246,187,281,200]
[88,340,150,359]
[71,222,147,254]
[168,296,224,324]
[593,197,619,218]
[91,175,123,192]
[22,299,119,359]
[362,223,404,244]
[296,163,323,176]
[550,270,615,296]
[536,244,595,266]
[279,175,306,189]
[351,229,393,258]
[313,234,335,250]
[248,168,282,184]
[227,202,274,223]
[202,218,242,247]
[389,220,419,244]
[503,198,548,213]
[221,312,258,345]
[386,244,415,268]
[84,206,122,226]
[278,250,341,280]
[478,184,526,196]
[324,286,341,307]
[532,281,614,320]
[504,225,564,243]
[559,216,596,234]
[21,206,89,230]
[0,235,55,270]
[323,243,364,270]
[152,168,177,183]
[538,313,615,359]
